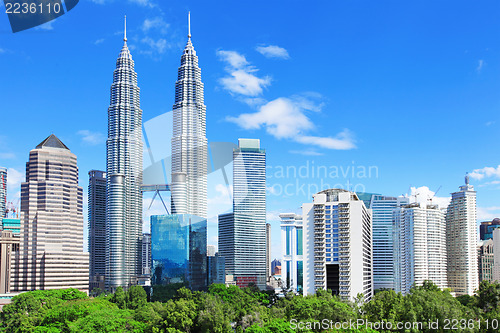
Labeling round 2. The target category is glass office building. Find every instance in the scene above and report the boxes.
[151,214,207,291]
[357,193,409,291]
[280,213,303,293]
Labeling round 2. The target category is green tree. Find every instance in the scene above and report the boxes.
[127,286,147,310]
[110,287,127,309]
[475,280,500,313]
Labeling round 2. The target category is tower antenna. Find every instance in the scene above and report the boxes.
[188,11,191,39]
[124,15,127,42]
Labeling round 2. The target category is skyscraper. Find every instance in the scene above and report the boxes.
[13,134,88,292]
[357,193,409,291]
[106,18,143,291]
[479,218,500,240]
[151,214,207,290]
[302,189,373,301]
[171,13,208,218]
[0,167,6,218]
[141,233,151,275]
[88,170,106,291]
[393,203,447,295]
[478,239,494,283]
[446,175,478,296]
[280,213,304,293]
[218,139,266,289]
[266,223,271,282]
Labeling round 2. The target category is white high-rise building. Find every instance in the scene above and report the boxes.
[302,189,373,301]
[105,18,143,291]
[393,203,447,295]
[12,135,89,292]
[171,13,207,218]
[280,213,304,293]
[446,175,478,296]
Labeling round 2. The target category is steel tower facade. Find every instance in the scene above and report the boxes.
[171,13,208,218]
[105,19,143,291]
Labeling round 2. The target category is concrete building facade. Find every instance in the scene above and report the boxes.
[303,189,373,301]
[12,135,88,292]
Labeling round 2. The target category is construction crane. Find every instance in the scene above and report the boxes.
[428,185,442,206]
[5,198,20,218]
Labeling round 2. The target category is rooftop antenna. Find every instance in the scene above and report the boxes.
[124,15,127,42]
[188,11,191,39]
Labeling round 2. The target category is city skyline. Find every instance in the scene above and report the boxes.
[1,1,500,260]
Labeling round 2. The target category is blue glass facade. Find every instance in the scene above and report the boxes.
[151,214,207,291]
[2,218,20,234]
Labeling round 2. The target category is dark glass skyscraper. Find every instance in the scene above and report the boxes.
[151,214,207,291]
[89,170,106,291]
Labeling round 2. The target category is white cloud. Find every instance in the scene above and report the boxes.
[289,149,324,156]
[266,210,282,222]
[256,45,290,59]
[94,38,105,45]
[35,21,54,31]
[477,206,500,221]
[6,168,23,204]
[217,50,271,96]
[218,50,249,68]
[408,186,451,209]
[486,121,495,127]
[207,183,232,206]
[296,131,356,150]
[141,37,168,55]
[142,17,168,34]
[470,165,500,180]
[77,130,105,146]
[91,0,155,6]
[227,97,356,150]
[129,0,155,7]
[227,97,313,138]
[477,59,484,73]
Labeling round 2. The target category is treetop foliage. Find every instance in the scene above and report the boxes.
[1,281,500,332]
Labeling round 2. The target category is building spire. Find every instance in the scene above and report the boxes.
[188,11,191,39]
[124,15,127,42]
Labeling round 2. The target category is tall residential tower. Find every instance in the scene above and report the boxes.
[446,175,478,296]
[171,13,208,218]
[106,18,143,291]
[302,189,373,301]
[393,203,447,295]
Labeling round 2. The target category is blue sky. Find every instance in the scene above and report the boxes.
[1,0,500,260]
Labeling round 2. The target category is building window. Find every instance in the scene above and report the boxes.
[297,228,303,255]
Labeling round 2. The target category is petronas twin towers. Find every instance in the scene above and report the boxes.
[106,15,207,290]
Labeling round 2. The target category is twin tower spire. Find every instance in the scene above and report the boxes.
[106,12,207,290]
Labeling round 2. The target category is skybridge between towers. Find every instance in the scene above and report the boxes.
[141,184,171,214]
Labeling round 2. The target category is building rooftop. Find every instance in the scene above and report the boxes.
[36,134,69,150]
